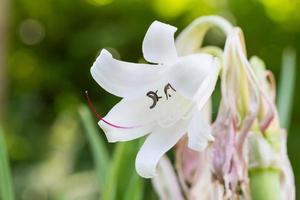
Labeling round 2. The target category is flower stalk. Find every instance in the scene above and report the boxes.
[249,168,281,200]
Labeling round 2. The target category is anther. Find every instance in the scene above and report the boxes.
[164,83,176,100]
[146,90,162,109]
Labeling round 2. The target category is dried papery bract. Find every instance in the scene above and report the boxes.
[278,130,295,200]
[152,156,185,200]
[248,57,295,200]
[211,107,251,199]
[174,18,294,200]
[175,137,212,199]
[174,101,215,199]
[174,16,254,199]
[207,27,264,199]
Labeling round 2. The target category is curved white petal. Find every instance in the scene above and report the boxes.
[187,109,214,152]
[99,97,157,142]
[166,53,219,108]
[135,120,188,178]
[142,21,178,64]
[91,49,165,99]
[194,62,220,110]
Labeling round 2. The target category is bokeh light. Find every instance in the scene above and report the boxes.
[18,19,45,45]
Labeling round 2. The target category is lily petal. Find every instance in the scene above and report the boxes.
[135,120,188,178]
[166,53,219,108]
[91,49,164,99]
[142,21,178,64]
[99,97,157,142]
[187,109,214,151]
[195,63,220,110]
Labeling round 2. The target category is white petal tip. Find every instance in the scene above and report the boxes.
[188,141,208,152]
[150,20,177,32]
[90,49,111,73]
[99,49,111,56]
[208,134,215,142]
[98,121,117,143]
[142,20,177,64]
[135,161,157,179]
[187,134,214,152]
[138,172,156,179]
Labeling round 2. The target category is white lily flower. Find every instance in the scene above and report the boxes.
[90,21,219,178]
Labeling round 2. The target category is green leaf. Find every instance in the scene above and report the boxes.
[102,140,143,200]
[0,127,15,200]
[124,140,144,200]
[277,47,297,129]
[78,105,110,188]
[102,143,126,200]
[124,171,144,200]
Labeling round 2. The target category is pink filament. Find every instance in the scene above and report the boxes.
[85,90,138,129]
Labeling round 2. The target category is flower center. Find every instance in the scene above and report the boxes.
[146,83,176,109]
[146,84,194,128]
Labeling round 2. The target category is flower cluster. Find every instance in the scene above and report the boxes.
[90,16,294,199]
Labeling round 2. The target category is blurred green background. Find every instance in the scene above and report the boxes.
[0,0,299,199]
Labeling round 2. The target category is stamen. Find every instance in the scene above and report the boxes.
[85,90,139,129]
[146,90,162,109]
[164,83,176,100]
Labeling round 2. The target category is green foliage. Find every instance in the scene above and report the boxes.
[100,140,145,200]
[0,127,15,200]
[124,172,144,200]
[79,105,109,189]
[277,48,296,129]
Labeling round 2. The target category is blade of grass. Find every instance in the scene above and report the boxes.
[102,140,143,200]
[123,140,144,200]
[0,126,15,200]
[78,105,110,188]
[102,143,126,200]
[277,47,296,129]
[124,166,144,200]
